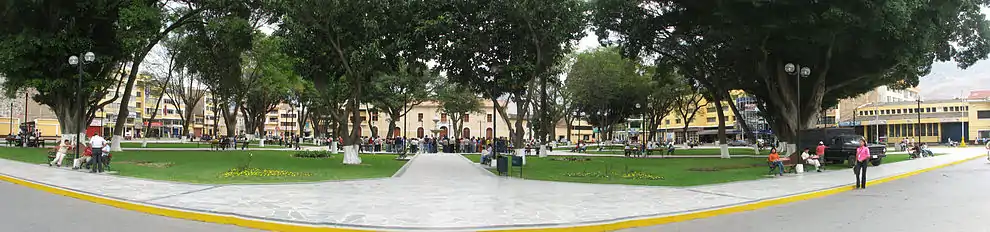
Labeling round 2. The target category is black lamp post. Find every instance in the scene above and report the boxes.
[784,63,811,151]
[68,52,95,159]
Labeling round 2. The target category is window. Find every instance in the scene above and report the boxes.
[675,119,681,124]
[977,110,990,119]
[418,113,424,122]
[665,119,671,125]
[707,117,716,123]
[441,113,447,122]
[269,117,278,122]
[707,106,716,112]
[464,114,470,122]
[372,113,378,121]
[487,114,493,122]
[944,107,949,112]
[896,109,902,114]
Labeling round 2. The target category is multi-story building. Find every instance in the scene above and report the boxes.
[345,100,523,140]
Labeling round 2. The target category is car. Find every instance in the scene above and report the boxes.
[727,140,751,146]
[799,128,887,167]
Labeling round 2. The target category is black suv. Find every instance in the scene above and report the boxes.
[800,128,887,167]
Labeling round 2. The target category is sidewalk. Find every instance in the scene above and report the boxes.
[0,148,984,231]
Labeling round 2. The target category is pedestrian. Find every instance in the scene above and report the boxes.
[89,134,107,173]
[854,139,870,189]
[985,140,989,161]
[816,141,827,170]
[49,139,72,167]
[768,147,784,176]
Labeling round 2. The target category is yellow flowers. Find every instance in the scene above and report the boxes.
[220,168,313,178]
[564,170,664,180]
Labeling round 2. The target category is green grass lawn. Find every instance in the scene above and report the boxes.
[585,148,771,156]
[0,147,406,184]
[463,152,939,186]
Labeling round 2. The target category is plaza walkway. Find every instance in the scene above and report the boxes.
[0,148,984,231]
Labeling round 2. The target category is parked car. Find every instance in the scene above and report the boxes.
[727,140,751,146]
[799,128,887,167]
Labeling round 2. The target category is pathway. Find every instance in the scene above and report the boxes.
[0,148,984,231]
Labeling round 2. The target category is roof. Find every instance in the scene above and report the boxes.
[967,90,990,100]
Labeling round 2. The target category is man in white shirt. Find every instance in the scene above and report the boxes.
[89,134,107,173]
[802,147,821,172]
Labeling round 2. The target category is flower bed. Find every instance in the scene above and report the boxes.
[291,151,333,158]
[220,168,313,178]
[563,170,664,180]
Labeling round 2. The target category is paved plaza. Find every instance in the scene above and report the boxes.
[0,148,985,231]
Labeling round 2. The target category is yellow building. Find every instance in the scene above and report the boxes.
[847,99,968,144]
[345,100,523,140]
[967,90,990,142]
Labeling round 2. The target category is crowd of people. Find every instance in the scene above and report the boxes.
[47,134,110,173]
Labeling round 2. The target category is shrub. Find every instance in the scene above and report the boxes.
[292,151,333,158]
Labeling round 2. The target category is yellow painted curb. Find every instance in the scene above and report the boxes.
[484,154,985,232]
[0,174,371,232]
[0,154,982,232]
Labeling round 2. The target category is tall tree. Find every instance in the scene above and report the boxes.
[565,47,650,140]
[367,61,436,138]
[110,1,205,151]
[592,0,990,146]
[239,33,296,139]
[427,0,586,148]
[0,0,144,141]
[672,83,705,144]
[280,0,428,164]
[435,81,482,139]
[644,65,683,142]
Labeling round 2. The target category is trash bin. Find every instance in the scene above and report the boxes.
[512,156,523,166]
[496,156,509,175]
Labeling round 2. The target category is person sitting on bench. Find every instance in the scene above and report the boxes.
[768,148,784,176]
[801,147,822,172]
[481,145,494,165]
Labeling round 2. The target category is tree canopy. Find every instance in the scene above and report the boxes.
[565,47,650,139]
[592,0,990,142]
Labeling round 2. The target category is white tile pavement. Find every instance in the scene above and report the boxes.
[0,148,984,231]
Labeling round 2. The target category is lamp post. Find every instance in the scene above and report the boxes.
[68,52,95,160]
[635,103,642,142]
[784,63,811,153]
[960,97,967,147]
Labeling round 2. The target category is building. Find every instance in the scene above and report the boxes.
[348,100,524,140]
[966,90,990,141]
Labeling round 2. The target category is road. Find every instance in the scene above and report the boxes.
[621,157,990,232]
[0,181,257,232]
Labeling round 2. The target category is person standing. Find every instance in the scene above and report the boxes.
[89,134,107,173]
[854,139,870,189]
[816,141,827,170]
[49,139,72,167]
[985,140,989,161]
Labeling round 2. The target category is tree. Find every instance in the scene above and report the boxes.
[280,0,429,164]
[110,1,205,151]
[178,0,272,137]
[367,61,437,138]
[0,1,147,142]
[427,0,586,148]
[435,81,482,139]
[239,33,296,139]
[672,83,705,144]
[565,47,650,140]
[644,65,682,142]
[592,0,990,147]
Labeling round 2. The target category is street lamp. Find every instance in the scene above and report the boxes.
[68,51,95,160]
[784,63,810,153]
[635,103,642,142]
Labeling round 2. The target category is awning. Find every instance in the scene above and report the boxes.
[698,129,741,135]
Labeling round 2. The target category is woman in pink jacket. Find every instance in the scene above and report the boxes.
[854,139,870,189]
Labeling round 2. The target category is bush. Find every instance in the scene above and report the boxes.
[292,151,332,158]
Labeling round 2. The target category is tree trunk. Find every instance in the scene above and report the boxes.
[343,80,363,165]
[111,59,145,152]
[713,95,730,158]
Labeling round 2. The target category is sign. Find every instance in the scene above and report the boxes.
[940,118,961,122]
[839,121,861,127]
[592,127,599,133]
[143,121,163,127]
